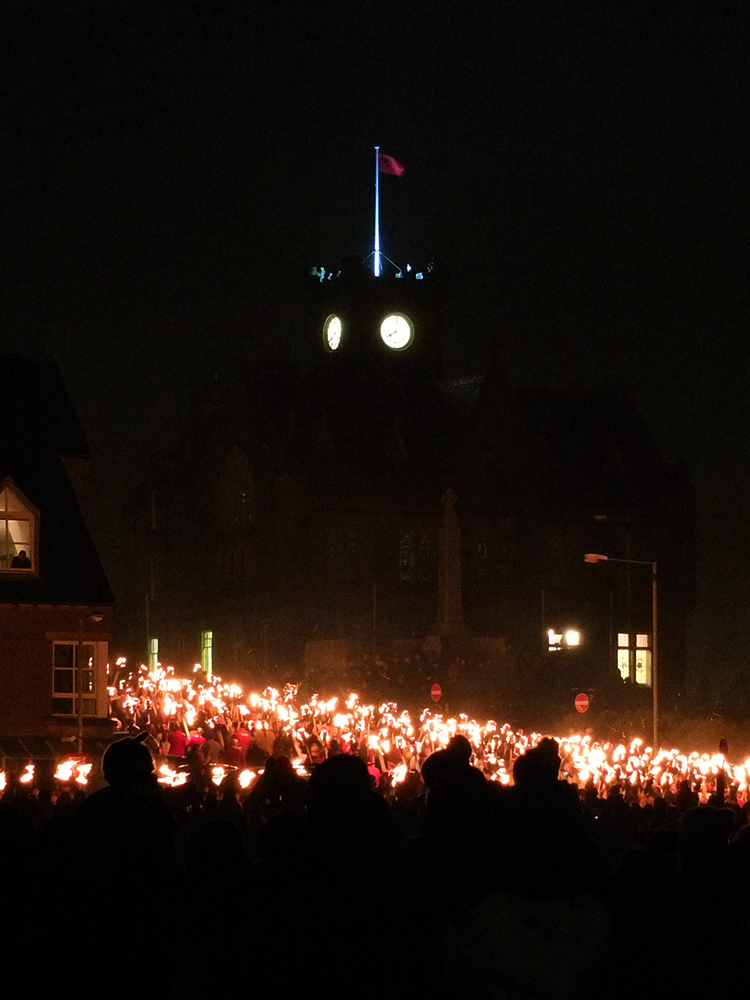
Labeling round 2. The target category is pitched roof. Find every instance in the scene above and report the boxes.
[0,355,114,605]
[0,354,90,457]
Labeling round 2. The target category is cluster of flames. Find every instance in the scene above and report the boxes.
[110,661,749,803]
[2,659,748,803]
[0,759,93,791]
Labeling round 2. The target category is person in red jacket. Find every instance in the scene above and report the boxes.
[167,724,187,757]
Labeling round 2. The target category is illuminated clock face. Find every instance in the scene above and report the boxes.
[380,313,413,350]
[324,315,342,351]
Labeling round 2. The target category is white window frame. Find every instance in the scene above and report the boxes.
[617,632,653,686]
[52,640,99,717]
[0,479,38,573]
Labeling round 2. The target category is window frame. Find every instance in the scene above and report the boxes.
[52,640,99,717]
[0,478,38,575]
[617,632,653,686]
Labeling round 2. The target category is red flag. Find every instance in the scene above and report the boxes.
[378,153,405,176]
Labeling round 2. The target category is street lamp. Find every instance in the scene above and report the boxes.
[547,628,581,650]
[78,612,103,753]
[585,553,658,748]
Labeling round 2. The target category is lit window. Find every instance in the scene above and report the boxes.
[617,648,630,681]
[0,481,36,572]
[634,651,652,686]
[617,632,652,686]
[201,631,213,677]
[52,642,97,716]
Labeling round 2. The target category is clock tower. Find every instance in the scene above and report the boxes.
[306,256,445,382]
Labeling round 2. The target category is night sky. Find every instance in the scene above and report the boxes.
[3,4,747,690]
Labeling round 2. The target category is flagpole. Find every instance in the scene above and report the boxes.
[374,145,380,276]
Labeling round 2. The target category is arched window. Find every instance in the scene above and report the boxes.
[0,480,36,572]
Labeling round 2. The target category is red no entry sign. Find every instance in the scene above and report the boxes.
[575,692,589,713]
[431,683,442,702]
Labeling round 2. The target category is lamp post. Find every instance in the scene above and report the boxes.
[585,553,658,748]
[77,612,103,754]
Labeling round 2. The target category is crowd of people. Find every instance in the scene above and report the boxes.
[1,713,749,1000]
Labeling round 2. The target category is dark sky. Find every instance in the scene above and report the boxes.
[3,4,748,687]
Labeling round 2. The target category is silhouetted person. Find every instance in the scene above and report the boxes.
[446,732,473,764]
[73,731,176,879]
[305,754,402,991]
[244,730,269,766]
[307,753,397,879]
[178,818,250,994]
[40,734,178,997]
[183,817,246,886]
[243,754,306,833]
[10,549,30,568]
[675,778,700,811]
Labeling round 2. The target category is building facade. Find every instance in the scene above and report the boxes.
[0,356,115,741]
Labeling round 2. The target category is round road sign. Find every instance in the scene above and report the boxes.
[430,683,442,702]
[575,692,589,713]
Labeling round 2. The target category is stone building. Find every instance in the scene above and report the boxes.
[118,260,695,715]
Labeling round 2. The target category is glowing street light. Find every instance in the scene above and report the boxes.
[547,628,581,650]
[585,553,658,748]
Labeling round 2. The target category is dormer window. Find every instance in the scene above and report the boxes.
[0,480,37,573]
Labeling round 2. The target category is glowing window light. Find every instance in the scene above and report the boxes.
[201,631,213,678]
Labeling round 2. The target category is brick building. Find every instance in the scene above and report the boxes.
[0,356,114,743]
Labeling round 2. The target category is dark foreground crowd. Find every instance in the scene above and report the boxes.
[1,735,749,1000]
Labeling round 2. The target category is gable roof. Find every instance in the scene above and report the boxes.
[0,355,114,606]
[0,354,90,458]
